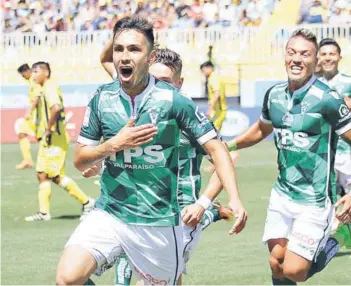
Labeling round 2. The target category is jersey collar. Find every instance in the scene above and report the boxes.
[287,74,317,97]
[120,75,155,102]
[320,71,340,84]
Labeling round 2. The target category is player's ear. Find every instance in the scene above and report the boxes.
[148,50,156,64]
[178,77,184,88]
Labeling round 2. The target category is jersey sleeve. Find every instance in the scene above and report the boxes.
[45,83,62,108]
[77,90,102,146]
[322,90,351,136]
[260,86,273,124]
[173,93,218,146]
[209,73,221,91]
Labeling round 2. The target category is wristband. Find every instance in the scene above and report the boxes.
[227,141,237,152]
[196,195,212,209]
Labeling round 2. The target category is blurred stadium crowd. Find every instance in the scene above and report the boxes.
[3,0,278,33]
[2,0,350,34]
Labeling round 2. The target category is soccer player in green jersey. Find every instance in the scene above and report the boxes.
[226,28,351,284]
[318,38,351,249]
[56,17,247,285]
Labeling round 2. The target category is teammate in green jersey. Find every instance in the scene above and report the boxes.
[226,28,351,284]
[56,17,247,285]
[318,38,351,249]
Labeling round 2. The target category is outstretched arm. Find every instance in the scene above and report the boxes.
[227,119,273,151]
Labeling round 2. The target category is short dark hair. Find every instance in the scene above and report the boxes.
[319,38,341,55]
[288,28,318,55]
[200,61,214,69]
[32,62,51,77]
[17,63,30,74]
[113,17,154,50]
[153,48,182,76]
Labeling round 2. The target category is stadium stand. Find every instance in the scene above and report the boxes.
[1,0,351,98]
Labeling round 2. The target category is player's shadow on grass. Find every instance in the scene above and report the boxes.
[53,215,81,220]
[335,251,351,257]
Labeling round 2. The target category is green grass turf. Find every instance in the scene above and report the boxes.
[1,142,350,285]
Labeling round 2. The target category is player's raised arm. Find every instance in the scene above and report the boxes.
[100,36,115,79]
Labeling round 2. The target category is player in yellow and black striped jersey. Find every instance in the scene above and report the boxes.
[200,61,228,131]
[15,64,42,170]
[24,62,94,222]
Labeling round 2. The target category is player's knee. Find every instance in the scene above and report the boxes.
[37,172,48,183]
[269,255,284,278]
[52,176,62,185]
[56,273,77,285]
[283,265,308,282]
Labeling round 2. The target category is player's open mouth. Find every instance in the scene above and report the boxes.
[119,66,133,79]
[291,65,303,75]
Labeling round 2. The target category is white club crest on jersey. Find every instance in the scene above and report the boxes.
[282,113,293,126]
[301,102,310,114]
[149,108,158,125]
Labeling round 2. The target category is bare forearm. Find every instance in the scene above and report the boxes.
[202,171,223,201]
[74,141,114,171]
[231,120,272,150]
[205,141,240,202]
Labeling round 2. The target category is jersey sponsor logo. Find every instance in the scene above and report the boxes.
[134,266,168,285]
[120,145,164,169]
[275,129,310,150]
[291,231,316,246]
[271,98,284,104]
[195,106,210,127]
[339,104,350,117]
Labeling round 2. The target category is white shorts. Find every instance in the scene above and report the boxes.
[262,190,334,262]
[181,223,202,273]
[66,209,183,285]
[336,169,351,194]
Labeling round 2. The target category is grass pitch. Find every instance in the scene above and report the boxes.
[1,142,350,285]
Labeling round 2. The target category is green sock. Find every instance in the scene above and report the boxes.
[333,223,351,249]
[201,208,221,230]
[114,254,132,285]
[84,278,95,285]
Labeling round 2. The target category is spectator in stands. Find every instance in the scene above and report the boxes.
[219,0,240,27]
[172,8,195,28]
[2,0,280,33]
[175,0,190,18]
[329,0,349,24]
[298,0,328,24]
[203,0,219,25]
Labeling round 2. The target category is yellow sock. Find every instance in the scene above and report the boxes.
[60,177,89,204]
[19,137,32,162]
[38,181,51,214]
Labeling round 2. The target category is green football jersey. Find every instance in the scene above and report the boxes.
[177,132,207,209]
[319,73,351,156]
[261,75,351,207]
[78,76,217,226]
